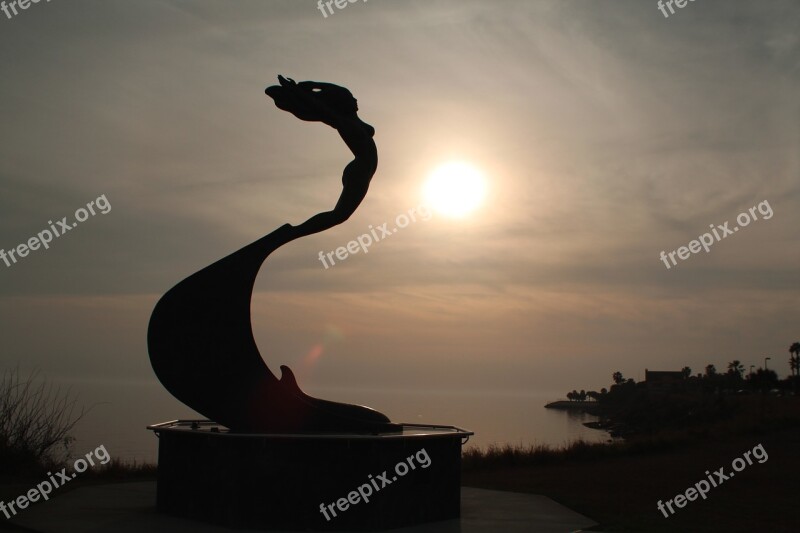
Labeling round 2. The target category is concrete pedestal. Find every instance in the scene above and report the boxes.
[147,420,473,531]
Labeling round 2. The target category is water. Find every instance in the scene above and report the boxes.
[62,379,609,464]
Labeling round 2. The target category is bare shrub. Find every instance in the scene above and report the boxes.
[0,368,85,473]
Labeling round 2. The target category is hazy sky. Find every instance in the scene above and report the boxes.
[1,0,798,416]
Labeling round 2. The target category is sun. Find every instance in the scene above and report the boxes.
[423,162,487,218]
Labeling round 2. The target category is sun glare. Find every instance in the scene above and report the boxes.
[423,162,487,218]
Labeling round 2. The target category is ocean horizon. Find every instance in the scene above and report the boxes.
[60,378,609,464]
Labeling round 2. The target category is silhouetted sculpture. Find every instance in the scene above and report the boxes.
[148,76,397,433]
[268,76,377,238]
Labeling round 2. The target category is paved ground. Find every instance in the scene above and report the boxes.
[8,482,596,532]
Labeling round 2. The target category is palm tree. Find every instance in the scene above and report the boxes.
[681,366,692,379]
[790,357,800,378]
[789,342,800,377]
[727,360,744,379]
[704,364,717,378]
[612,372,624,385]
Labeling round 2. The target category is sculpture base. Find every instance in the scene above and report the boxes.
[147,420,473,531]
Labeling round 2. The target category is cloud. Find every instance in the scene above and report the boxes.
[0,0,798,405]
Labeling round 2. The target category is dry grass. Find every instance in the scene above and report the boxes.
[462,395,800,532]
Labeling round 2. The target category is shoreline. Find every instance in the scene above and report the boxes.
[544,400,597,410]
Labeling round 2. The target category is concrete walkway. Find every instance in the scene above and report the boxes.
[9,482,596,533]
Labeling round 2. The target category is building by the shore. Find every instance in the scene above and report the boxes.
[644,369,685,392]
